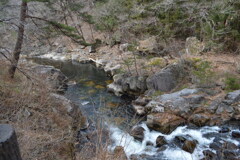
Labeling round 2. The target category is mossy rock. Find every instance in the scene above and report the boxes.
[186,37,205,55]
[147,57,167,68]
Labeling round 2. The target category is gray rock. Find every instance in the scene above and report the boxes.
[188,113,211,126]
[146,89,203,118]
[207,100,221,113]
[146,101,165,113]
[137,36,164,55]
[146,63,187,92]
[225,90,240,104]
[185,95,205,104]
[216,103,234,114]
[109,74,148,96]
[31,65,68,91]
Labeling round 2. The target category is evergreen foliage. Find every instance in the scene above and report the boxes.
[92,0,240,53]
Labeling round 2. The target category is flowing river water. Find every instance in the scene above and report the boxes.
[32,58,240,160]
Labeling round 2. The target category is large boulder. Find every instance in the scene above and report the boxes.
[146,88,240,127]
[145,89,204,118]
[146,63,187,92]
[210,89,240,123]
[108,74,148,96]
[50,94,88,130]
[188,113,212,127]
[224,90,240,104]
[146,113,186,134]
[137,37,164,55]
[31,65,68,92]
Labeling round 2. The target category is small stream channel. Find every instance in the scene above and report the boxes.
[32,58,240,160]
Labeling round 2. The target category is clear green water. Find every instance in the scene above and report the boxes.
[32,58,137,128]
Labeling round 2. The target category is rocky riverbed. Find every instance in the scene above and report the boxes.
[30,55,240,160]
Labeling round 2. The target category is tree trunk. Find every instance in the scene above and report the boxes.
[8,1,27,78]
[0,124,22,160]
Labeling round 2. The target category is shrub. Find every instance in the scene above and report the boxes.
[225,76,240,91]
[191,60,215,86]
[0,0,8,5]
[95,15,119,32]
[91,0,240,53]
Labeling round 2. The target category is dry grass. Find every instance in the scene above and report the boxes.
[75,123,128,160]
[0,59,129,160]
[0,60,75,160]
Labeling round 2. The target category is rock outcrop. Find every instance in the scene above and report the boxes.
[146,113,186,134]
[135,88,240,130]
[108,74,148,96]
[31,65,68,91]
[146,62,188,92]
[137,37,164,55]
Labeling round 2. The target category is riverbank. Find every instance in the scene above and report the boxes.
[24,37,240,159]
[27,55,240,160]
[1,53,240,160]
[27,36,240,126]
[0,60,85,160]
